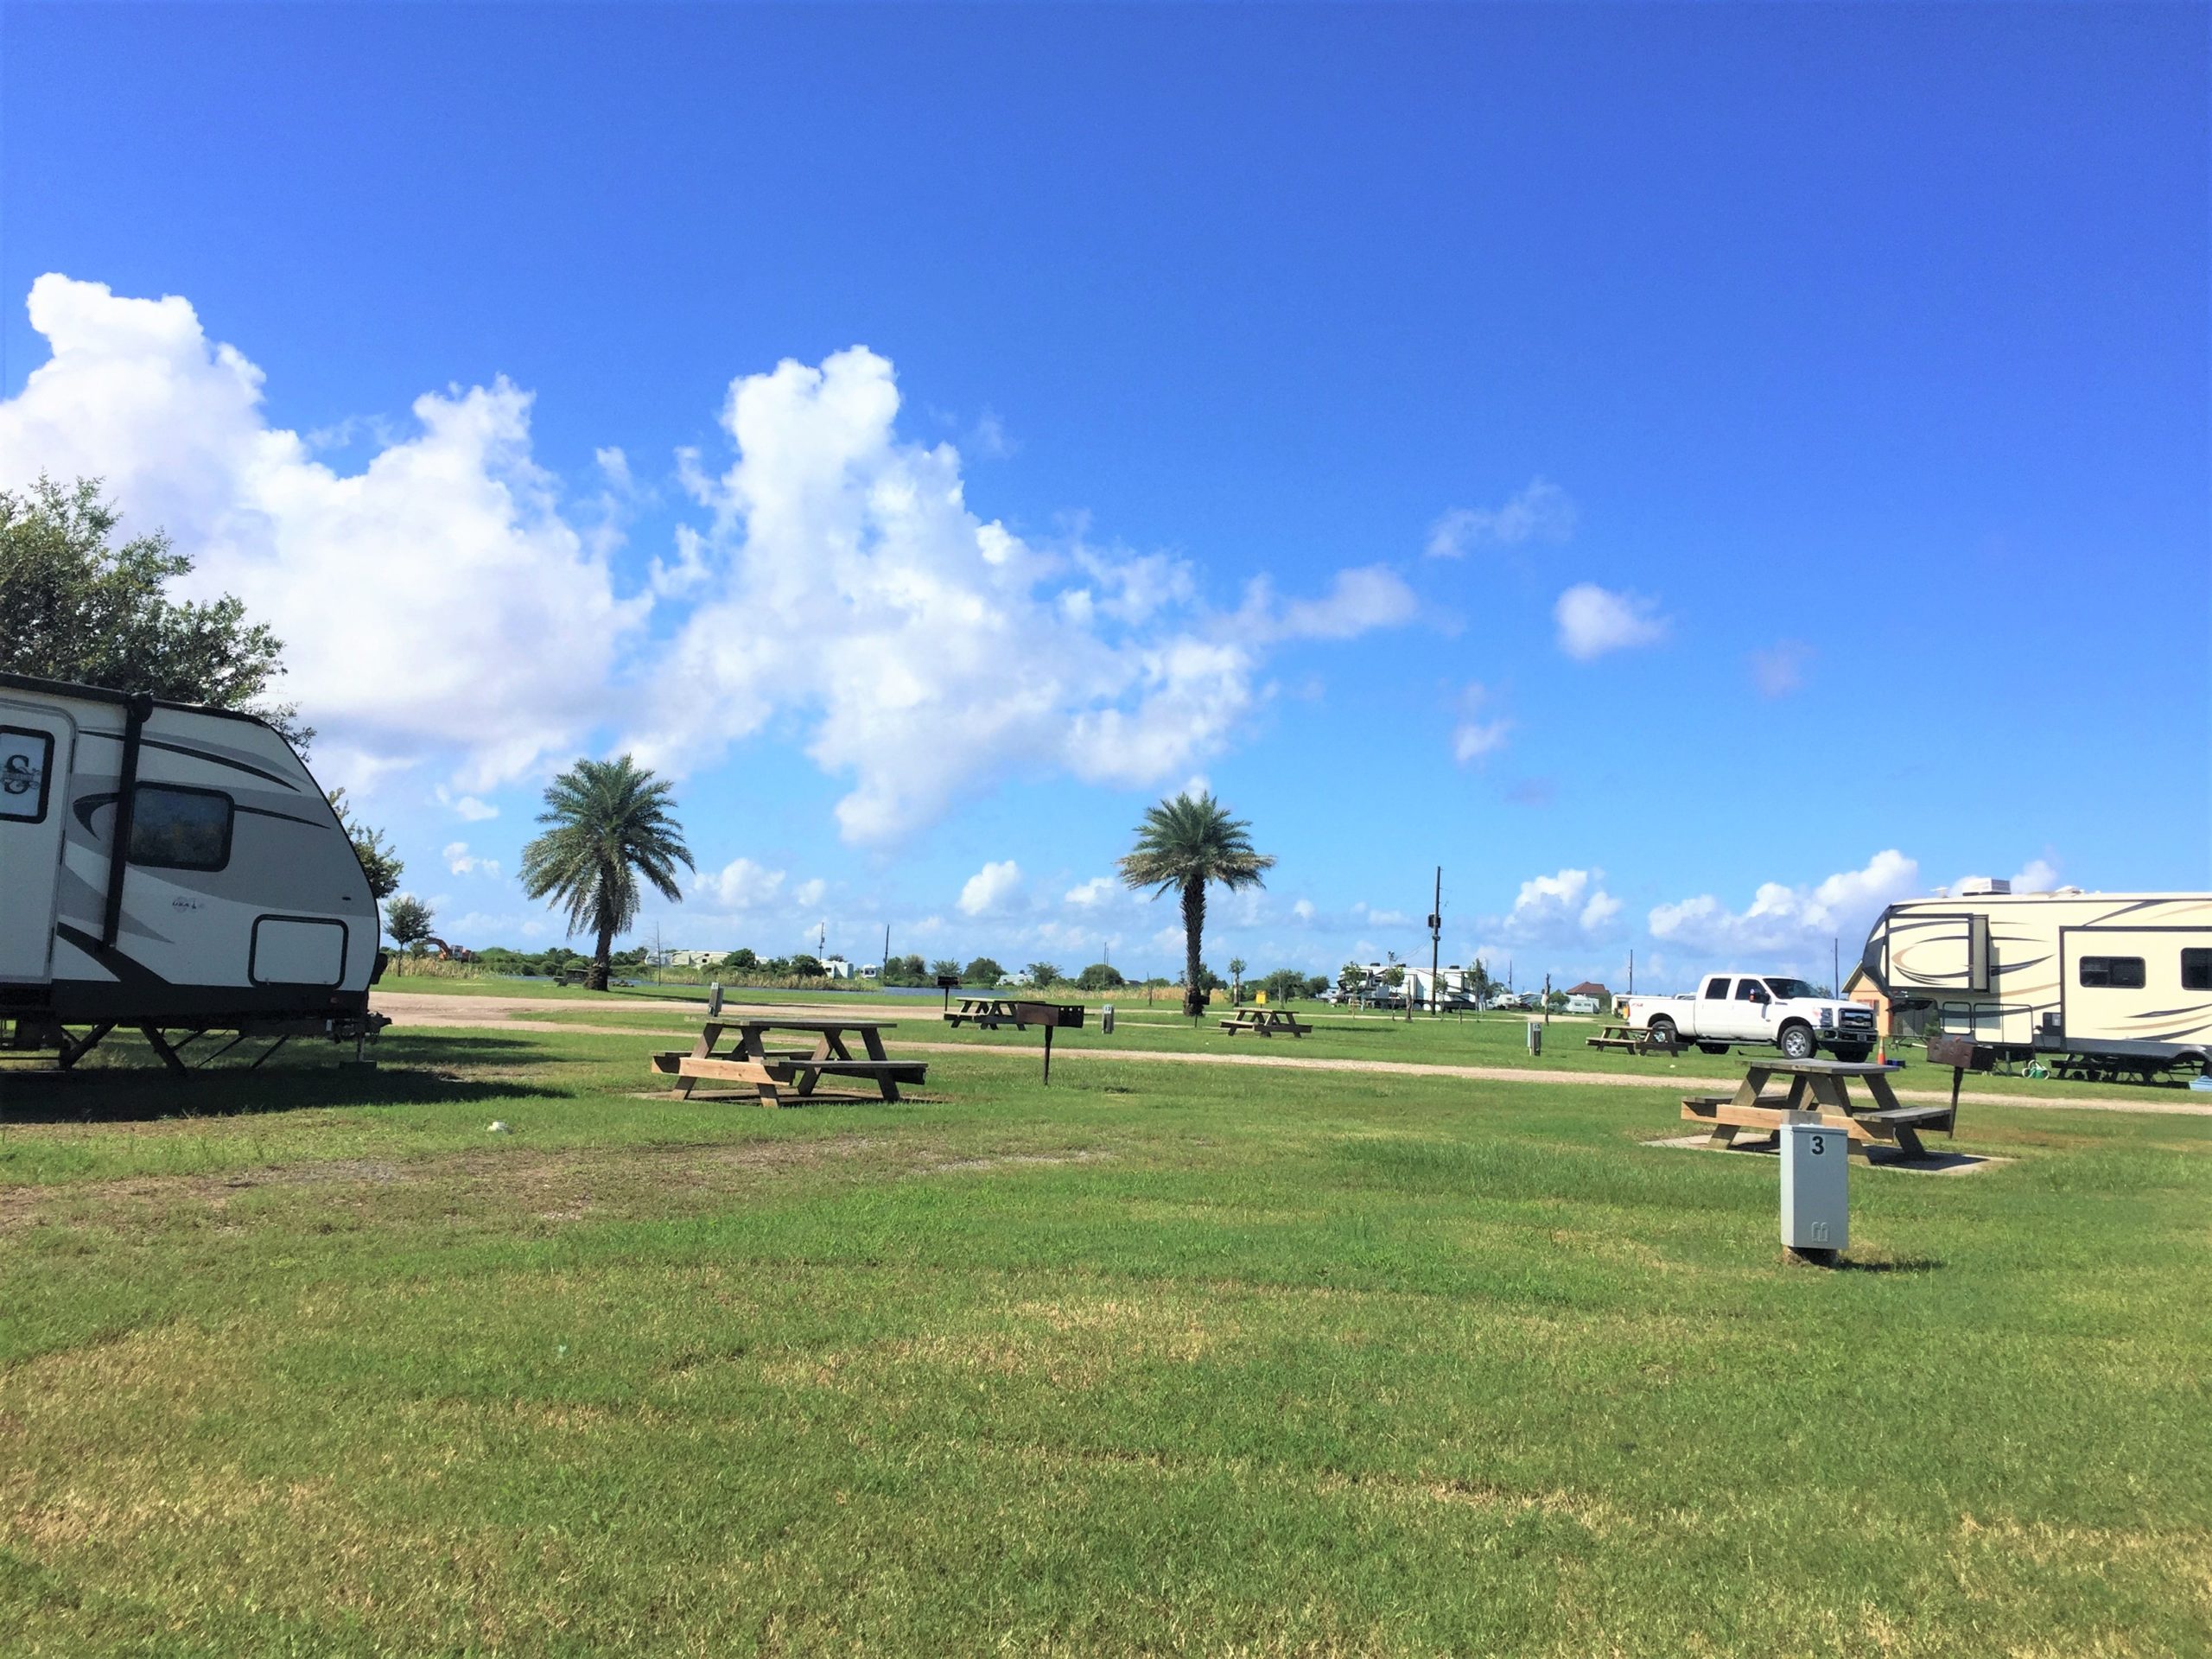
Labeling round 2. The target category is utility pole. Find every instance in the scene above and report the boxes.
[1832,936,1840,998]
[1427,866,1442,1018]
[882,924,891,984]
[1629,949,1635,996]
[1544,972,1552,1027]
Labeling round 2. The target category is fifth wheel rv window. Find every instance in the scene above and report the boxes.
[1,727,54,821]
[2079,956,2145,990]
[2183,950,2212,992]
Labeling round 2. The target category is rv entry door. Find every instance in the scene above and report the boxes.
[0,701,73,985]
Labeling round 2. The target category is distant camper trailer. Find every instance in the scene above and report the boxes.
[1858,887,2212,1076]
[0,673,386,1070]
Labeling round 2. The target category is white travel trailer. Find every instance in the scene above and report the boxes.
[0,673,386,1071]
[1857,885,2212,1077]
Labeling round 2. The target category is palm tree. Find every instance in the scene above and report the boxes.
[518,756,694,991]
[1118,791,1275,1018]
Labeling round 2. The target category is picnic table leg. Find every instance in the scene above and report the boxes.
[1893,1123,1929,1160]
[678,1019,723,1100]
[793,1031,836,1099]
[861,1026,900,1103]
[740,1027,783,1109]
[1705,1121,1741,1151]
[1732,1067,1770,1112]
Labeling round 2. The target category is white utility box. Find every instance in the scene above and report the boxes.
[1525,1021,1543,1057]
[1780,1117,1848,1255]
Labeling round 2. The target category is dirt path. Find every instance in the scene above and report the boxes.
[372,990,2212,1117]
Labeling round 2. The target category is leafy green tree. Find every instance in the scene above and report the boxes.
[518,756,694,992]
[1118,791,1275,1017]
[885,953,929,985]
[1075,963,1125,991]
[384,894,435,958]
[788,953,825,979]
[1258,968,1308,1003]
[963,956,1006,985]
[1227,956,1247,1001]
[327,787,403,918]
[0,475,308,744]
[929,958,963,981]
[1305,975,1332,998]
[721,947,759,970]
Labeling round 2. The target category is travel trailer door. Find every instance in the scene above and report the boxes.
[0,701,73,985]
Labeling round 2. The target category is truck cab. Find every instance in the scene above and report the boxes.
[1622,973,1876,1060]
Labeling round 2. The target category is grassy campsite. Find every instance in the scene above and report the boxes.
[4,1013,2210,1654]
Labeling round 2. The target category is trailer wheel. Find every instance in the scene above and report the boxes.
[1778,1022,1817,1060]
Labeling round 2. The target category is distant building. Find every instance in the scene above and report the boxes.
[822,956,853,980]
[667,949,726,968]
[1566,980,1613,1013]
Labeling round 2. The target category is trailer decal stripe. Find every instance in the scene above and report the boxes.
[54,924,171,989]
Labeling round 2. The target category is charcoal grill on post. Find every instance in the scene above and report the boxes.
[942,997,1086,1082]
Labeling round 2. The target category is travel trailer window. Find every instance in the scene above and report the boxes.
[2183,950,2212,992]
[2077,956,2145,990]
[0,728,54,822]
[128,785,233,871]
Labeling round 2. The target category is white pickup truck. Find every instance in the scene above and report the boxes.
[1618,973,1877,1061]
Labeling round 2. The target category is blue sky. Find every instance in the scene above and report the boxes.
[3,3,2204,988]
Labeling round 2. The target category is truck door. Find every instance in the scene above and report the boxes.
[1731,976,1775,1040]
[0,703,73,985]
[1696,975,1733,1037]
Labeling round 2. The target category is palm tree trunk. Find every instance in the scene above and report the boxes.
[589,912,614,993]
[1182,875,1206,1019]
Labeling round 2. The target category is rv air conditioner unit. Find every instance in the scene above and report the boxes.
[1957,878,2012,896]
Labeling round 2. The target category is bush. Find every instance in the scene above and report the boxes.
[1076,963,1126,991]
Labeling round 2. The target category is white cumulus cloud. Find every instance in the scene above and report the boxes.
[1648,850,1920,959]
[1494,868,1623,943]
[0,275,645,791]
[1427,478,1577,559]
[1065,876,1116,908]
[442,841,499,879]
[623,346,1411,842]
[959,860,1022,917]
[1554,583,1667,661]
[1451,682,1511,764]
[702,857,787,908]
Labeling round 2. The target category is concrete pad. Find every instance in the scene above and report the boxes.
[1641,1133,2010,1175]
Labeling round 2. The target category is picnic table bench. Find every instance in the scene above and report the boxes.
[1681,1058,1952,1160]
[1587,1020,1680,1056]
[1218,1007,1313,1037]
[650,1013,924,1107]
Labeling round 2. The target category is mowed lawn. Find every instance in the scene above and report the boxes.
[3,1025,2208,1655]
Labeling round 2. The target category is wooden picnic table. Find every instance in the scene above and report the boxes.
[1681,1057,1953,1160]
[650,1012,925,1107]
[1218,1007,1313,1038]
[943,996,1058,1029]
[1587,1020,1680,1057]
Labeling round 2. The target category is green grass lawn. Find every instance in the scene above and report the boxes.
[3,1027,2206,1655]
[489,992,2176,1107]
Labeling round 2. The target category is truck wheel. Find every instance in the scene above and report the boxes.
[1698,1041,1729,1055]
[1779,1023,1816,1061]
[1647,1016,1677,1046]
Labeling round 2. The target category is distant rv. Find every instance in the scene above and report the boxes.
[1857,886,2212,1075]
[0,672,386,1070]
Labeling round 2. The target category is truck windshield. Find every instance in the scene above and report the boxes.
[1763,978,1819,1000]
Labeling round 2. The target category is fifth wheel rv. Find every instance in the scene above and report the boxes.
[1857,886,2212,1079]
[0,672,387,1071]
